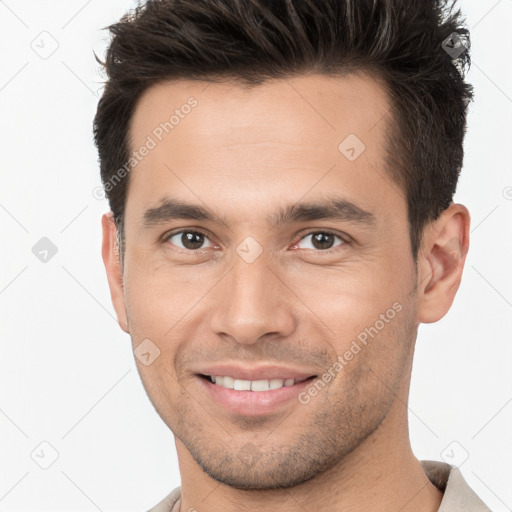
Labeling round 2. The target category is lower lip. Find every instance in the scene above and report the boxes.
[196,375,316,416]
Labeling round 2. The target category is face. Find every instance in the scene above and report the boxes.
[107,73,422,489]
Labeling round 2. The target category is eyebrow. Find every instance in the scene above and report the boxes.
[141,196,376,230]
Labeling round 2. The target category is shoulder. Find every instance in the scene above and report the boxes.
[145,486,181,512]
[421,460,492,512]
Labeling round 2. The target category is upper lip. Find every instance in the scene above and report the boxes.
[194,363,318,381]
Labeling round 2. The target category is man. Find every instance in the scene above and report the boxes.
[94,0,491,510]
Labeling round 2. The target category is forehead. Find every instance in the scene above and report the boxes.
[129,72,390,148]
[125,72,402,227]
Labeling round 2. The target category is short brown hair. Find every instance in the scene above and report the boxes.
[93,0,474,262]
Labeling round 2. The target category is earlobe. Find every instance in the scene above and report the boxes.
[101,212,129,333]
[417,204,470,324]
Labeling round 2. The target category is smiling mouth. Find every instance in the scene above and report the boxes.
[198,374,317,392]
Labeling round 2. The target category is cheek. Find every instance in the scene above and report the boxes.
[123,256,209,336]
[293,255,414,380]
[289,255,410,329]
[122,260,213,391]
[321,298,415,424]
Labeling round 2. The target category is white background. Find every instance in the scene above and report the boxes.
[0,0,510,510]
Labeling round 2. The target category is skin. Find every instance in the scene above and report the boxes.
[101,72,470,512]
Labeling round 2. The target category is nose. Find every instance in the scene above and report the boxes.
[208,248,297,346]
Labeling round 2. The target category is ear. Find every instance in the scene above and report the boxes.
[416,203,470,324]
[101,212,129,333]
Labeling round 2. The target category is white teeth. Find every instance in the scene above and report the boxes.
[221,376,234,389]
[209,375,306,391]
[234,379,251,391]
[251,379,270,391]
[269,379,284,389]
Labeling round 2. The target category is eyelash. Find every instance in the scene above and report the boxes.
[162,229,349,254]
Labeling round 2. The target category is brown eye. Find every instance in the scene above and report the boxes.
[166,231,213,251]
[297,231,345,251]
